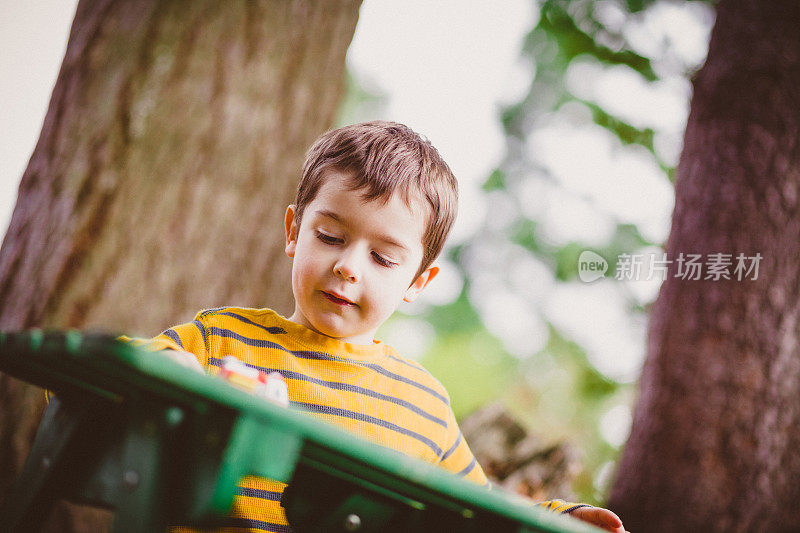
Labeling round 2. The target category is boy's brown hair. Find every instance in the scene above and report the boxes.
[295,121,458,277]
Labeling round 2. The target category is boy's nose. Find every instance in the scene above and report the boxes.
[333,254,360,283]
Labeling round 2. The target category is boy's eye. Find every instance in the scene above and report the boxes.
[316,232,342,245]
[372,252,397,268]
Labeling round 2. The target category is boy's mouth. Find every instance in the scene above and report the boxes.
[322,291,356,307]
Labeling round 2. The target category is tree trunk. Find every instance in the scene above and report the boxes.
[608,1,800,531]
[0,0,360,528]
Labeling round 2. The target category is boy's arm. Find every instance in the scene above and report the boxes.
[45,317,209,405]
[541,501,625,532]
[119,314,211,372]
[437,405,489,486]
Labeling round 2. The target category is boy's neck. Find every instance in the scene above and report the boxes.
[286,309,377,346]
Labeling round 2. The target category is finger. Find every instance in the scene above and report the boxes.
[598,508,623,529]
[572,507,623,531]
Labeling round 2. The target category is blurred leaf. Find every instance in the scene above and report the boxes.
[420,287,483,336]
[483,169,508,192]
[579,362,619,398]
[500,101,529,139]
[547,326,619,399]
[577,99,677,176]
[554,242,591,281]
[581,100,655,149]
[606,223,655,267]
[537,1,658,81]
[624,0,651,13]
[510,219,545,255]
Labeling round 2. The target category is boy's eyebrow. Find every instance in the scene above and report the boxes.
[317,209,344,223]
[316,209,411,252]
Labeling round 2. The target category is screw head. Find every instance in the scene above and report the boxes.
[123,470,140,490]
[343,513,361,531]
[164,406,184,428]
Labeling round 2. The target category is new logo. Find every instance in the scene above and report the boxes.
[578,251,608,283]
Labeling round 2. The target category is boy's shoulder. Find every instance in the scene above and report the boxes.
[383,347,452,406]
[193,306,282,330]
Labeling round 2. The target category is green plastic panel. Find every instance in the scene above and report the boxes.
[0,331,600,533]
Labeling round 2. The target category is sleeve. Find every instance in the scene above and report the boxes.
[118,312,211,368]
[536,499,593,514]
[438,405,489,487]
[46,315,211,404]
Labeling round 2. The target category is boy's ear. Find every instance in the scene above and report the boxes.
[403,264,439,303]
[285,205,298,258]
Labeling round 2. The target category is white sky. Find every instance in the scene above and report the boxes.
[0,1,712,399]
[347,0,537,243]
[0,0,79,231]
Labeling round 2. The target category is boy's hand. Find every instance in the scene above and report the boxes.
[569,506,627,532]
[161,349,205,374]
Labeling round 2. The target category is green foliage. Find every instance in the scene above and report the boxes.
[577,99,676,178]
[580,100,655,149]
[343,0,713,507]
[607,223,653,259]
[506,0,699,171]
[510,219,654,283]
[421,284,483,336]
[421,328,517,420]
[547,328,619,400]
[416,308,629,503]
[510,219,544,256]
[536,1,657,80]
[553,243,591,281]
[463,0,701,504]
[498,326,630,504]
[482,169,508,192]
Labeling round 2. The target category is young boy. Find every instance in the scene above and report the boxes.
[148,121,625,532]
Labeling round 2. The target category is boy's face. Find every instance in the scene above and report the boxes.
[285,171,438,345]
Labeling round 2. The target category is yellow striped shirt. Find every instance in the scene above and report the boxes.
[145,307,487,532]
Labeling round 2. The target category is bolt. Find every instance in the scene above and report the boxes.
[41,456,51,470]
[123,470,140,490]
[344,514,361,531]
[164,406,184,428]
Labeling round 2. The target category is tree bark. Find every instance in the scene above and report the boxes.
[608,1,800,531]
[0,0,360,528]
